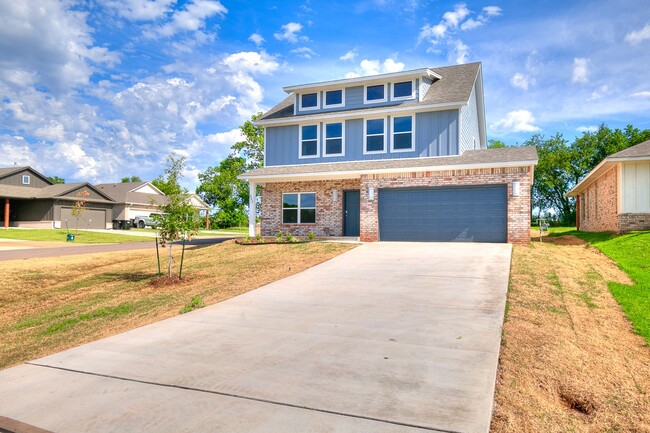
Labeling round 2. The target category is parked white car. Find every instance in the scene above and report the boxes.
[133,212,163,228]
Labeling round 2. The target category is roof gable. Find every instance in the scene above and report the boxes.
[0,166,54,186]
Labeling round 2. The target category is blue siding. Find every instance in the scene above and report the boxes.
[459,80,480,154]
[265,109,460,166]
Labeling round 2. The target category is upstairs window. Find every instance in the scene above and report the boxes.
[300,125,319,158]
[391,115,414,152]
[282,193,316,224]
[364,84,386,103]
[324,122,344,156]
[300,92,319,111]
[364,118,386,154]
[392,80,415,100]
[22,175,30,185]
[324,89,344,108]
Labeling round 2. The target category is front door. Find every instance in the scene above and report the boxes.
[343,190,360,237]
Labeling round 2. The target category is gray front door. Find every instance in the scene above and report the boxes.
[343,190,360,237]
[378,185,507,243]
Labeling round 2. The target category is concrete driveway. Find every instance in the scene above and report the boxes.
[0,242,511,433]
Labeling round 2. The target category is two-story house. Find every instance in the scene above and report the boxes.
[240,62,538,243]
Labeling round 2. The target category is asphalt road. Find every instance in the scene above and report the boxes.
[0,237,233,261]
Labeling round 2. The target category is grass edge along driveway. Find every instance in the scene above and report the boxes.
[0,229,150,244]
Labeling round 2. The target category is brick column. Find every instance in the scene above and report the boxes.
[3,198,8,228]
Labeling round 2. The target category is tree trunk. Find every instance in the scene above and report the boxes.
[167,243,173,278]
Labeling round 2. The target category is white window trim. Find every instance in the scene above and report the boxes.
[391,80,416,101]
[323,89,345,109]
[323,121,345,157]
[390,115,415,153]
[299,124,320,159]
[363,117,387,155]
[298,92,320,111]
[22,175,30,185]
[282,192,317,225]
[364,84,387,104]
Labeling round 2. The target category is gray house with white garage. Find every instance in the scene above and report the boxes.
[240,62,538,243]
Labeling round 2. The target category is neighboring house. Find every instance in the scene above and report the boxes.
[1,168,211,229]
[96,181,210,227]
[240,62,538,243]
[567,139,650,232]
[0,167,115,229]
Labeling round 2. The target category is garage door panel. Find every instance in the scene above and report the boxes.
[60,208,107,230]
[378,185,507,243]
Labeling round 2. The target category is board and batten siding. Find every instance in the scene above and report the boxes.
[459,81,480,154]
[622,161,650,212]
[265,109,459,166]
[0,170,51,188]
[295,79,420,115]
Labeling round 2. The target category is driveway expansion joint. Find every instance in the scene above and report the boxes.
[26,362,461,433]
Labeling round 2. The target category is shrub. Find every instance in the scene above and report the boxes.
[276,231,283,241]
[307,232,315,240]
[179,296,204,314]
[285,233,294,242]
[256,234,262,242]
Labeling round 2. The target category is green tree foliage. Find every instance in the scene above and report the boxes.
[232,112,264,169]
[197,156,249,228]
[487,139,507,149]
[154,153,201,277]
[121,176,142,183]
[48,176,65,184]
[531,124,650,224]
[151,169,182,196]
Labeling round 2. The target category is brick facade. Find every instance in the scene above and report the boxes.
[619,213,650,231]
[578,166,619,232]
[260,166,533,243]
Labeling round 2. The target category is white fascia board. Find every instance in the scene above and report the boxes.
[239,160,538,183]
[565,159,613,197]
[282,69,440,93]
[254,101,466,127]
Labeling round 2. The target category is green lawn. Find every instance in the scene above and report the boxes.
[572,230,650,344]
[0,229,151,244]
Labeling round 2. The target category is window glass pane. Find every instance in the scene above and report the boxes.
[301,93,318,107]
[326,139,342,155]
[394,116,412,133]
[393,133,413,150]
[283,194,298,208]
[326,123,342,138]
[302,125,317,140]
[366,119,384,135]
[300,208,316,224]
[366,85,384,101]
[302,140,318,156]
[283,209,298,224]
[325,90,342,105]
[367,135,384,152]
[300,193,316,208]
[394,81,412,98]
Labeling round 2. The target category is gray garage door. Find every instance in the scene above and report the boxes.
[378,185,507,243]
[61,207,107,230]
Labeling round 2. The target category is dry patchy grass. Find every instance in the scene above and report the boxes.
[492,235,650,432]
[0,241,355,369]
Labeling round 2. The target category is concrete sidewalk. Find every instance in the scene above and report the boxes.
[0,242,512,432]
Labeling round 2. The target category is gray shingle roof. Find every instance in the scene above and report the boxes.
[609,139,650,159]
[95,182,168,205]
[0,183,114,203]
[258,62,481,122]
[241,146,538,179]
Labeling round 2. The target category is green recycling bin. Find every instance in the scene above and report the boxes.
[66,234,75,242]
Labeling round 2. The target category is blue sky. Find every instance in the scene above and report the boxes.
[1,0,650,188]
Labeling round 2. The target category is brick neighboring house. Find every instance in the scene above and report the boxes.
[567,139,650,232]
[240,63,538,243]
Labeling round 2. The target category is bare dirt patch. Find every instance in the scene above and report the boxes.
[492,239,650,432]
[0,240,355,369]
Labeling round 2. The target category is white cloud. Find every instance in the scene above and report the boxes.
[442,3,470,28]
[345,58,405,78]
[222,51,279,75]
[206,128,245,145]
[632,91,650,97]
[290,47,317,59]
[248,33,265,46]
[452,40,469,64]
[340,49,358,61]
[576,126,598,133]
[510,72,534,90]
[273,22,306,43]
[491,110,541,133]
[589,84,609,100]
[0,0,120,92]
[625,23,650,44]
[460,6,501,30]
[482,5,502,16]
[102,0,175,21]
[144,0,227,39]
[34,121,65,141]
[572,57,590,84]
